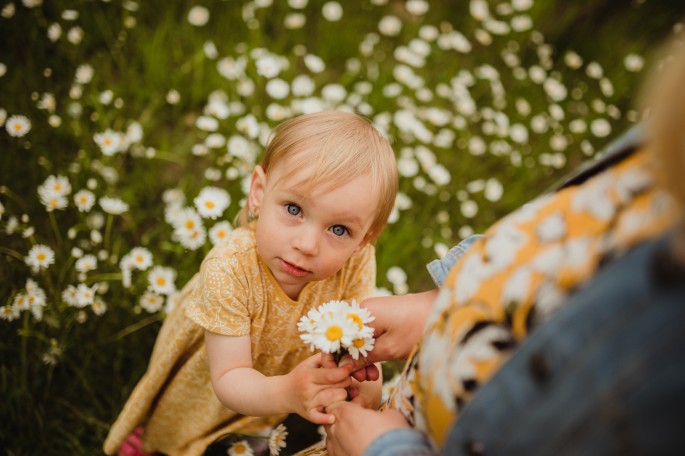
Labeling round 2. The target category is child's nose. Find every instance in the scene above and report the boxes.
[292,226,319,256]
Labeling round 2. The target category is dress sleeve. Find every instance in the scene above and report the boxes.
[185,253,252,336]
[342,243,377,303]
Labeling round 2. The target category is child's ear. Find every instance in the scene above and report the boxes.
[248,166,266,216]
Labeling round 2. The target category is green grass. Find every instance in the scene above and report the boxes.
[1,0,684,453]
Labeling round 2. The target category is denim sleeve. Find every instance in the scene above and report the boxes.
[364,428,436,456]
[426,234,483,288]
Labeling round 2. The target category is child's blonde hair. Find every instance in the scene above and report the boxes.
[642,35,685,262]
[237,111,398,241]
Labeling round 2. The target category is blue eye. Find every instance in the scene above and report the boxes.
[286,203,301,216]
[331,225,348,237]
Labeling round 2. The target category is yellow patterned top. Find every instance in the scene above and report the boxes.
[296,147,680,456]
[103,225,376,456]
[386,148,678,450]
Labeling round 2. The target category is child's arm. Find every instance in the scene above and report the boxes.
[204,330,353,424]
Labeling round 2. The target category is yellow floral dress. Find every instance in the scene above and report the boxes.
[297,146,679,455]
[103,226,376,456]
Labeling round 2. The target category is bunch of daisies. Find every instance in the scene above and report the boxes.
[298,300,375,361]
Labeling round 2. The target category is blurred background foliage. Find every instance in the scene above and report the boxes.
[1,0,684,453]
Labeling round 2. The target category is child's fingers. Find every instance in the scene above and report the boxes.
[308,408,336,425]
[320,351,338,368]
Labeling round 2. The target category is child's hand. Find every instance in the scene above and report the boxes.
[283,352,353,425]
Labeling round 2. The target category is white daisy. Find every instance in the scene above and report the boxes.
[62,285,79,306]
[127,247,153,270]
[310,313,358,354]
[228,440,254,456]
[268,424,288,456]
[140,291,164,313]
[91,297,107,316]
[347,335,375,360]
[13,293,30,311]
[0,305,20,321]
[194,187,230,219]
[93,129,124,156]
[25,244,55,272]
[75,283,97,307]
[187,5,210,26]
[172,208,207,249]
[5,114,31,137]
[38,187,68,211]
[147,266,176,295]
[75,254,97,273]
[39,173,71,197]
[99,196,129,215]
[73,189,96,212]
[209,221,232,245]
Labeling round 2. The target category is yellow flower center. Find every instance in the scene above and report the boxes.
[346,313,363,329]
[37,253,46,261]
[234,443,247,454]
[353,338,365,348]
[205,201,215,209]
[325,325,343,342]
[156,277,166,286]
[185,220,194,229]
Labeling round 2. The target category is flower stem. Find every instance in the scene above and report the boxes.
[104,214,113,252]
[48,211,62,245]
[0,245,25,262]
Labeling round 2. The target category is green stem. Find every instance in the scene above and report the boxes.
[97,313,164,345]
[20,310,30,391]
[83,272,123,284]
[48,211,62,245]
[104,214,113,252]
[0,185,28,209]
[0,245,25,262]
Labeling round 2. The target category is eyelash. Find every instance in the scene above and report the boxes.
[284,203,350,237]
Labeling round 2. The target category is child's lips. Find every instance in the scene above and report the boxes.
[280,259,310,277]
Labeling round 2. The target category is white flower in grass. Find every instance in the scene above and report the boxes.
[228,440,254,456]
[62,285,79,306]
[140,291,164,313]
[269,424,288,456]
[0,305,20,321]
[196,115,219,132]
[406,0,429,15]
[75,64,94,84]
[94,129,124,155]
[194,187,230,219]
[74,189,96,212]
[13,293,30,311]
[266,78,290,100]
[209,221,232,245]
[148,266,176,295]
[292,74,315,97]
[126,121,143,144]
[5,115,31,137]
[304,54,325,73]
[322,1,343,21]
[38,187,68,211]
[172,208,207,250]
[187,5,210,26]
[75,283,97,307]
[256,54,285,79]
[91,298,107,316]
[100,197,129,215]
[127,247,153,270]
[26,245,55,272]
[75,254,98,273]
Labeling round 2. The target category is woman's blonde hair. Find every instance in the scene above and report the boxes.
[641,34,685,261]
[236,111,398,241]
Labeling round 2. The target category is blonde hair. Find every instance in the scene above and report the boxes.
[641,35,685,261]
[236,111,398,241]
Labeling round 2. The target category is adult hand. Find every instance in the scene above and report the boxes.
[347,290,438,382]
[324,401,410,456]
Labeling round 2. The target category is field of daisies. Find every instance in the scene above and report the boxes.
[1,0,684,453]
